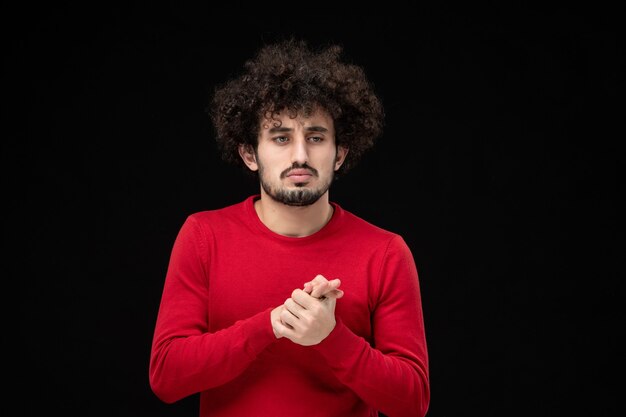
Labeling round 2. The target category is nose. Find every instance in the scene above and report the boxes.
[291,135,309,165]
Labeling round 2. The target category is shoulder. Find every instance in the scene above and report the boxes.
[177,196,253,240]
[187,196,251,225]
[336,203,406,248]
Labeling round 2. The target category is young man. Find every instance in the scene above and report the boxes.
[149,38,430,417]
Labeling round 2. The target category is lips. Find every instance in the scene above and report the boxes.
[286,169,314,177]
[285,169,314,183]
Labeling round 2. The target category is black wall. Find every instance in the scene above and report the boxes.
[5,5,619,417]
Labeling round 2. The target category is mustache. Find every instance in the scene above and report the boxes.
[280,163,318,179]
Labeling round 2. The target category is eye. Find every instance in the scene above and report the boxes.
[308,136,323,143]
[273,136,289,144]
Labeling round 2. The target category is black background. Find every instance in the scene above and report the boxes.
[4,4,619,417]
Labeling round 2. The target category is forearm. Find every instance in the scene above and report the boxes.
[312,321,429,417]
[149,307,276,403]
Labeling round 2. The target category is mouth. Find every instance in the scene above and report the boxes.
[287,174,313,182]
[285,169,315,182]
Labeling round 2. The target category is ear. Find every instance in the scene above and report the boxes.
[238,144,258,171]
[334,146,349,171]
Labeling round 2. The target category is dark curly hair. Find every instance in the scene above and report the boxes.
[208,38,384,175]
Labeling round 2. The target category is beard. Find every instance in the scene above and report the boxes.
[258,162,333,207]
[263,185,328,206]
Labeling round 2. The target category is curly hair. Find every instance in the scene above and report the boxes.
[208,38,384,175]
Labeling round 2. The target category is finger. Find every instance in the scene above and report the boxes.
[279,307,299,328]
[310,281,331,299]
[271,307,294,337]
[329,278,341,288]
[313,274,328,282]
[281,319,294,330]
[291,288,319,309]
[284,297,306,318]
[303,275,327,291]
[321,294,338,310]
[310,274,329,288]
[273,318,295,337]
[322,289,344,299]
[325,279,342,294]
[312,279,342,298]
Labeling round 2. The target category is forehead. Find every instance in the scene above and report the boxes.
[260,108,334,132]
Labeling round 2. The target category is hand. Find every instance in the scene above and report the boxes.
[303,274,344,300]
[271,305,287,339]
[273,275,343,346]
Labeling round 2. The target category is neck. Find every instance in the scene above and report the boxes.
[254,191,334,237]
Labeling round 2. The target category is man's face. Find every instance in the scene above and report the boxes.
[244,108,347,206]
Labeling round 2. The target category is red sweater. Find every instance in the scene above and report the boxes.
[149,195,429,417]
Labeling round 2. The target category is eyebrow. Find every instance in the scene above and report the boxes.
[268,126,329,133]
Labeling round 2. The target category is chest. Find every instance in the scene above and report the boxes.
[205,242,377,341]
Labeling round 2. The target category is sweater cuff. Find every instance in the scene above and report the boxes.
[310,319,363,361]
[243,307,277,357]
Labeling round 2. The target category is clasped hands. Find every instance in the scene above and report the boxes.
[271,274,344,346]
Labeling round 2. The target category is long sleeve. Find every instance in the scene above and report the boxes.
[311,235,430,417]
[149,198,430,416]
[149,216,277,403]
